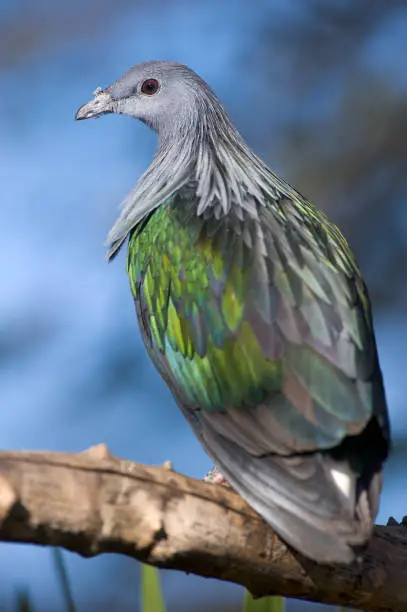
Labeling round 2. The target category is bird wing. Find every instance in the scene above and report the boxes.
[130,195,388,451]
[128,195,390,562]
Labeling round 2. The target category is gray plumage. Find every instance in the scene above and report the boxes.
[76,61,390,565]
[78,62,297,258]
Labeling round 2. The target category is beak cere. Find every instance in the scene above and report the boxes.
[75,91,114,120]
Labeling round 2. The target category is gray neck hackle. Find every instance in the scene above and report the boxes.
[106,62,294,260]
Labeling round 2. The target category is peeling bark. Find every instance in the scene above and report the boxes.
[0,445,405,611]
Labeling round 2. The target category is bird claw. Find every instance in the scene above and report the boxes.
[204,466,232,487]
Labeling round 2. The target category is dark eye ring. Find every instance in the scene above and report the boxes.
[141,79,160,95]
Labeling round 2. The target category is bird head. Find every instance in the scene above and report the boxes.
[75,61,213,137]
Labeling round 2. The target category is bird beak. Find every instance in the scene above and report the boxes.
[75,89,114,121]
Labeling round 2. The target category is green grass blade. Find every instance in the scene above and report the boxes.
[15,589,35,612]
[141,563,166,612]
[52,548,76,612]
[243,590,285,612]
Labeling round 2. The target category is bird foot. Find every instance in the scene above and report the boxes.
[204,466,232,488]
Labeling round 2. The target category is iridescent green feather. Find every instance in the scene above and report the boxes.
[76,58,390,564]
[127,193,388,453]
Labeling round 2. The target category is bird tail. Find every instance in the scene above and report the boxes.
[203,425,384,564]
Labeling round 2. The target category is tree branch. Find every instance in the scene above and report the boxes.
[0,445,404,611]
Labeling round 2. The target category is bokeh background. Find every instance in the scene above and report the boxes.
[1,1,407,610]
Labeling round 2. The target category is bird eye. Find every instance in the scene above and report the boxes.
[141,79,160,95]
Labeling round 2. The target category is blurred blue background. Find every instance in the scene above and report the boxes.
[1,0,407,610]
